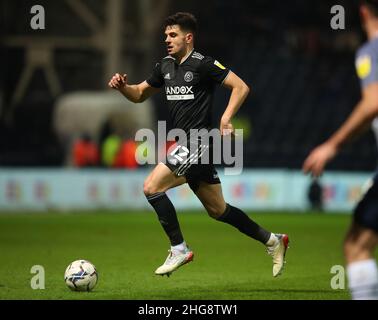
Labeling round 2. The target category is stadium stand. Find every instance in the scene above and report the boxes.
[1,0,377,170]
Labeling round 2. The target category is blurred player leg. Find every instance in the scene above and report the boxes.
[344,223,378,300]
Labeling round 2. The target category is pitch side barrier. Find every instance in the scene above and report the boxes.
[0,169,371,212]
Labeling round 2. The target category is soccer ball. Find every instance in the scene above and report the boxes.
[64,259,98,292]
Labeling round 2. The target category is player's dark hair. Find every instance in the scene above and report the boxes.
[164,12,197,35]
[361,0,378,17]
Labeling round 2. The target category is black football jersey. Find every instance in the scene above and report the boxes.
[146,50,230,134]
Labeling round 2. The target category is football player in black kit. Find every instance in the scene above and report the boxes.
[109,12,289,277]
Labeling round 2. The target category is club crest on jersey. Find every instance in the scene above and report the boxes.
[184,71,193,82]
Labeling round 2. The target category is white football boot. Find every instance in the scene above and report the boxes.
[155,248,194,277]
[266,234,289,277]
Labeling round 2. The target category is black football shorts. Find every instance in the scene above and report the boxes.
[353,174,378,232]
[164,140,220,192]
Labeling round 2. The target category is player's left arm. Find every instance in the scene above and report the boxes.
[220,71,250,135]
[303,83,378,177]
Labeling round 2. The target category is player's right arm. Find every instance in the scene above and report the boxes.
[108,73,160,103]
[303,84,378,177]
[303,45,378,177]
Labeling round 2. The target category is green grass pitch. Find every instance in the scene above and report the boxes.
[0,210,374,300]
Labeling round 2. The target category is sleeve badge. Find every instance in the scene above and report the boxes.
[356,54,372,79]
[214,60,226,70]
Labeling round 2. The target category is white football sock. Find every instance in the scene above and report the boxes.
[265,233,278,246]
[347,259,378,300]
[171,241,188,253]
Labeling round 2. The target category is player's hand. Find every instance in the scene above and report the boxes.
[302,142,338,177]
[220,117,234,136]
[108,73,127,90]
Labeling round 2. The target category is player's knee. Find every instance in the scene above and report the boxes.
[143,180,160,197]
[205,205,224,219]
[343,240,354,261]
[343,238,368,262]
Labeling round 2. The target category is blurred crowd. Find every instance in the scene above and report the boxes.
[71,134,138,169]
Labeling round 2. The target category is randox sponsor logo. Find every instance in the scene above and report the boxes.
[165,86,193,95]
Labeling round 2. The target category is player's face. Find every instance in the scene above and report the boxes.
[164,25,191,57]
[360,4,377,31]
[360,5,369,30]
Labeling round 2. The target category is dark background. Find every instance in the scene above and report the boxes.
[1,0,376,170]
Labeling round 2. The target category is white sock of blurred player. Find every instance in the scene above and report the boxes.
[347,259,378,300]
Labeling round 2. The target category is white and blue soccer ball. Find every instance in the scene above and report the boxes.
[64,260,98,292]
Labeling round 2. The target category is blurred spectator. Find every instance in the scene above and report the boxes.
[72,134,99,167]
[308,178,323,211]
[114,139,138,169]
[101,134,122,167]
